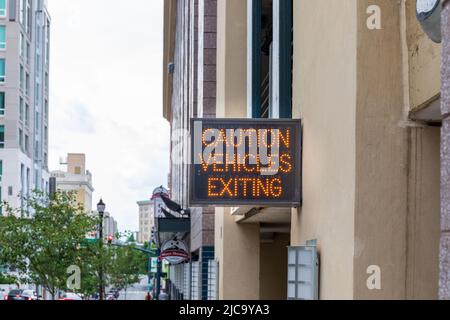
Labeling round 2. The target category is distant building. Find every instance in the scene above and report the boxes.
[137,199,154,244]
[51,154,94,213]
[103,212,118,238]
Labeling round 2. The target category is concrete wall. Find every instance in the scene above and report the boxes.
[354,0,440,300]
[291,0,441,300]
[290,0,357,300]
[215,0,262,300]
[215,208,260,300]
[406,127,440,299]
[404,0,441,110]
[212,0,441,300]
[67,154,86,175]
[353,0,408,300]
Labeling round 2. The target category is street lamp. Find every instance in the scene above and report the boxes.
[97,199,106,301]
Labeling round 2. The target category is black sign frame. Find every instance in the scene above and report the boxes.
[189,118,302,207]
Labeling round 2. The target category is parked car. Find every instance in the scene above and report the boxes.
[21,290,38,300]
[0,289,7,301]
[59,292,83,301]
[105,293,116,300]
[4,289,25,301]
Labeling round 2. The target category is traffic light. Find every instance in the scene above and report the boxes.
[107,235,113,245]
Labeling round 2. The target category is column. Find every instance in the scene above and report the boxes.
[440,0,450,300]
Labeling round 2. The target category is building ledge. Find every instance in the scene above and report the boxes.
[410,93,442,124]
[232,206,292,224]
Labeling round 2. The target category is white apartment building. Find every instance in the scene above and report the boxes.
[0,0,51,216]
[103,211,118,238]
[137,199,154,244]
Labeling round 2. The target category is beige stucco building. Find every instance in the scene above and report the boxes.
[51,153,94,213]
[137,199,154,244]
[213,0,442,300]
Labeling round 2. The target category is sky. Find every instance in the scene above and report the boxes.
[47,0,170,232]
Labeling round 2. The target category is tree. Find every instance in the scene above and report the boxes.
[0,272,17,285]
[108,245,148,294]
[127,233,135,243]
[0,191,98,299]
[75,241,112,299]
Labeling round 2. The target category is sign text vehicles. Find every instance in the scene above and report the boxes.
[190,119,302,207]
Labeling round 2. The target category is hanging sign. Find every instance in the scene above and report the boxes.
[160,239,189,265]
[190,118,302,207]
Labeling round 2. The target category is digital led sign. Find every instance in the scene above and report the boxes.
[190,119,302,207]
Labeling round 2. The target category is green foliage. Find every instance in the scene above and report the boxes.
[0,191,98,299]
[0,272,17,285]
[108,245,147,291]
[0,192,150,300]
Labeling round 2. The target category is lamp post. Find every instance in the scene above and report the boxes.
[97,199,106,301]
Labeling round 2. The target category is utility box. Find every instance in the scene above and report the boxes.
[287,240,319,300]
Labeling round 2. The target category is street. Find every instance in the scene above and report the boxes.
[117,277,148,301]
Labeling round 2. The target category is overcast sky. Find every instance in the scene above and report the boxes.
[48,0,170,232]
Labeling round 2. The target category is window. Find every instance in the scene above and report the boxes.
[34,141,39,158]
[25,103,29,125]
[35,111,39,133]
[0,92,4,115]
[0,125,4,148]
[35,83,40,101]
[25,0,31,35]
[0,25,6,49]
[45,73,49,94]
[19,97,24,121]
[36,53,41,76]
[191,262,200,300]
[25,73,29,95]
[0,59,5,82]
[44,126,48,145]
[44,100,48,119]
[19,129,23,151]
[45,24,50,65]
[247,0,293,119]
[24,134,29,153]
[0,0,6,18]
[20,65,24,90]
[26,41,30,65]
[20,33,24,57]
[19,0,25,25]
[26,167,30,195]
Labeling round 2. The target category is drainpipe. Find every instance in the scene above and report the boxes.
[440,0,450,300]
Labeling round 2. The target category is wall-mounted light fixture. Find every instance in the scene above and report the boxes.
[417,0,442,43]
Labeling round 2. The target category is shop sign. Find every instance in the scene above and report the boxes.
[160,239,189,265]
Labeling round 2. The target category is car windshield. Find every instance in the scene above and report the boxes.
[9,290,23,295]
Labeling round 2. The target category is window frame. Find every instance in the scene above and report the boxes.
[0,58,5,82]
[0,0,7,18]
[0,124,5,148]
[0,25,6,50]
[0,91,4,116]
